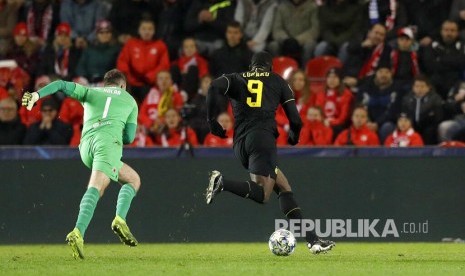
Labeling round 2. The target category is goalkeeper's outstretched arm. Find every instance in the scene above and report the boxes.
[22,80,87,110]
[37,80,78,98]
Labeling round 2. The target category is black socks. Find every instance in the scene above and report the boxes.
[278,191,302,219]
[279,191,318,243]
[223,179,265,203]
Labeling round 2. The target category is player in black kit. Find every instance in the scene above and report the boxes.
[205,51,335,254]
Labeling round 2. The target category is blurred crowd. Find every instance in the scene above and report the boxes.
[1,0,465,148]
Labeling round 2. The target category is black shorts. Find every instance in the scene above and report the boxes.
[233,129,277,179]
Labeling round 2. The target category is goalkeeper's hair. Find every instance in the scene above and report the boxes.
[103,69,126,86]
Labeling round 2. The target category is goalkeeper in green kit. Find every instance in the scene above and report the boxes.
[22,69,140,259]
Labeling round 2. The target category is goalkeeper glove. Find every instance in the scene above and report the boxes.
[21,92,40,111]
[208,120,227,138]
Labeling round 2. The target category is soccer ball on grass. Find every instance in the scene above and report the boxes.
[268,229,296,256]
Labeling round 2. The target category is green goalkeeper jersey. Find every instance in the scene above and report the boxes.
[38,80,138,144]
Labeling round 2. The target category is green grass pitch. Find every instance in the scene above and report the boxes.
[1,243,464,275]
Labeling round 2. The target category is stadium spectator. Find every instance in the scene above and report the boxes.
[274,125,288,146]
[18,75,50,127]
[360,0,408,41]
[384,112,424,147]
[401,75,443,145]
[171,37,209,100]
[334,105,380,146]
[0,66,31,101]
[100,0,112,19]
[276,69,312,135]
[209,21,253,78]
[204,112,234,147]
[290,69,313,115]
[391,27,420,90]
[0,86,7,100]
[187,75,213,144]
[450,0,465,41]
[312,68,353,136]
[152,108,199,147]
[58,94,83,146]
[109,0,161,45]
[234,0,277,53]
[0,0,21,57]
[443,81,465,118]
[184,0,236,56]
[131,125,155,147]
[420,20,465,99]
[19,0,61,47]
[269,0,319,65]
[357,66,404,143]
[157,0,188,60]
[75,20,120,84]
[438,81,465,142]
[299,106,333,146]
[0,68,10,98]
[117,18,170,104]
[36,23,82,81]
[404,0,452,47]
[343,23,391,88]
[60,0,107,49]
[23,97,73,145]
[6,22,39,81]
[314,0,363,62]
[139,70,184,134]
[0,96,26,145]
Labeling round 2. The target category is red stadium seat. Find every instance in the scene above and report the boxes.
[272,56,298,80]
[305,56,342,82]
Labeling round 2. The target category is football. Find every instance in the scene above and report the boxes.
[268,229,296,256]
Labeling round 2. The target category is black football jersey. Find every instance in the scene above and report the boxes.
[221,69,296,142]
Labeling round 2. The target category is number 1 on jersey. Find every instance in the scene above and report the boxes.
[247,80,263,107]
[102,97,112,118]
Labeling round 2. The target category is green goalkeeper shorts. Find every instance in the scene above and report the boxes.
[79,132,123,182]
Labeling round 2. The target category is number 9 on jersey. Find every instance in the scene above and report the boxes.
[246,80,263,108]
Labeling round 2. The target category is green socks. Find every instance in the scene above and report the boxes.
[74,184,136,237]
[75,187,100,237]
[116,184,136,221]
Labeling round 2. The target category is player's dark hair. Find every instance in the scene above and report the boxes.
[250,51,273,71]
[103,69,126,86]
